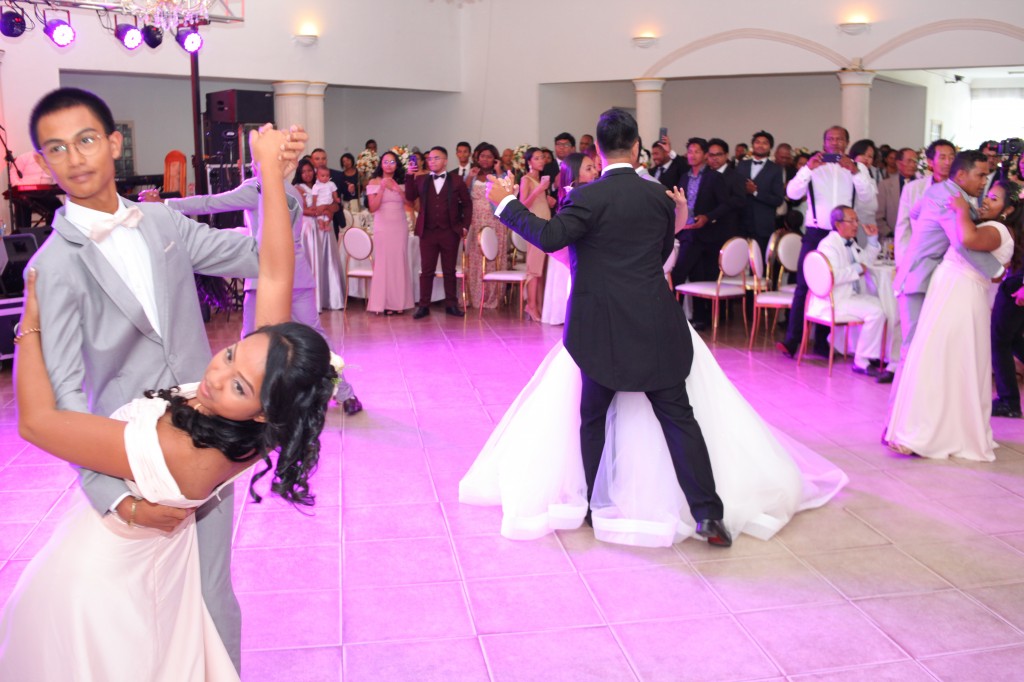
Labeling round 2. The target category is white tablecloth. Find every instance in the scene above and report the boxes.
[339,233,446,304]
[830,260,902,363]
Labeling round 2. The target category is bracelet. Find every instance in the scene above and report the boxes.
[128,498,138,527]
[12,327,41,345]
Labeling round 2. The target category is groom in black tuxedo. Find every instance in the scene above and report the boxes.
[486,109,730,547]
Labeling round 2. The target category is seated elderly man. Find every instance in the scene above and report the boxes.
[809,205,894,381]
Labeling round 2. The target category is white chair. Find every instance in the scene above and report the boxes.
[479,226,529,317]
[748,239,794,349]
[674,236,749,343]
[663,241,680,290]
[797,250,864,376]
[341,227,374,319]
[775,231,802,294]
[510,230,529,271]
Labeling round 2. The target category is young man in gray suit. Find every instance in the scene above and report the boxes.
[26,87,264,672]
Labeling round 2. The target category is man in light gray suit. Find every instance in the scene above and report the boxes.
[144,177,362,413]
[26,87,261,672]
[889,150,1003,402]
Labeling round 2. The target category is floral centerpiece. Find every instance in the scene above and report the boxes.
[356,148,379,185]
[389,145,411,170]
[509,144,531,176]
[638,146,651,169]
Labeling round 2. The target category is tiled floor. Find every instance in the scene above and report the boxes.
[3,304,1024,681]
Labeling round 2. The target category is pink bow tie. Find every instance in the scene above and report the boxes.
[88,205,144,243]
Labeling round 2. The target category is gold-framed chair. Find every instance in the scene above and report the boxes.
[674,236,749,343]
[509,230,529,271]
[775,231,802,293]
[341,227,374,321]
[797,250,864,376]
[763,229,784,288]
[479,226,529,317]
[748,239,794,349]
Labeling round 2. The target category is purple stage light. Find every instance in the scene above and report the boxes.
[116,24,143,50]
[44,18,75,47]
[175,28,202,53]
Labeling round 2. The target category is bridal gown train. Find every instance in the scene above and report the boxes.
[459,325,849,547]
[0,384,243,681]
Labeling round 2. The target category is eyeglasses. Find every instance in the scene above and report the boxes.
[554,141,573,148]
[38,132,106,162]
[425,155,444,162]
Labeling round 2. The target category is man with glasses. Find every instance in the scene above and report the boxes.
[812,206,892,378]
[980,140,1001,199]
[405,145,472,318]
[24,87,272,673]
[778,125,875,359]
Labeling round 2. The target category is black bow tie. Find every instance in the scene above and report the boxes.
[433,173,446,181]
[752,160,765,166]
[844,239,855,247]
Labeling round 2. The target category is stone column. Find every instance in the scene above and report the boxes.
[836,70,875,142]
[632,78,666,152]
[272,81,309,132]
[304,82,328,153]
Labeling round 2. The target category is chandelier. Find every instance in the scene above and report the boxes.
[119,0,211,32]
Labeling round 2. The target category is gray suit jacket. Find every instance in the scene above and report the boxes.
[166,179,314,293]
[29,198,259,510]
[875,174,905,237]
[894,179,1001,295]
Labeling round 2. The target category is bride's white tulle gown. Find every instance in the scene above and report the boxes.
[459,325,849,547]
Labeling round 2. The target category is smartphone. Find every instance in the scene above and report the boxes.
[407,156,418,171]
[821,153,842,163]
[659,127,668,141]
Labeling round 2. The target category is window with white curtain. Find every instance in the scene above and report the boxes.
[970,88,1024,148]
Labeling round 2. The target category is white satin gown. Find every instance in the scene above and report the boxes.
[459,325,849,547]
[0,385,244,681]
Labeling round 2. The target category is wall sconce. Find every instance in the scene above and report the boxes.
[838,21,870,35]
[294,22,319,46]
[632,34,657,49]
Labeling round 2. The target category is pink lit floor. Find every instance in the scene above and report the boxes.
[4,305,1024,681]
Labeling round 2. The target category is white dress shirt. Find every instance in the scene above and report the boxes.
[787,162,875,230]
[431,172,448,194]
[64,198,161,337]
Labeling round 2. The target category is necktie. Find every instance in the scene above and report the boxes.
[654,166,663,179]
[88,205,144,243]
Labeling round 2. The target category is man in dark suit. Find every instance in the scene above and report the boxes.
[736,131,785,258]
[405,145,471,318]
[650,139,688,189]
[485,109,730,547]
[671,137,732,330]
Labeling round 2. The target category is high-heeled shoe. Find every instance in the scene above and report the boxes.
[524,307,541,322]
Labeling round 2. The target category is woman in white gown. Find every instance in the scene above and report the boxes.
[886,180,1021,461]
[0,128,337,680]
[459,185,849,548]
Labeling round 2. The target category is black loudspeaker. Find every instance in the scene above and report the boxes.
[206,89,274,124]
[0,234,39,296]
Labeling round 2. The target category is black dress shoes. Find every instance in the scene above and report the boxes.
[992,401,1023,418]
[342,396,363,415]
[445,306,465,317]
[875,370,895,384]
[695,519,732,547]
[413,306,430,319]
[776,341,795,359]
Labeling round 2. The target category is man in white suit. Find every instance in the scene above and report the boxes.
[26,87,278,673]
[810,205,892,378]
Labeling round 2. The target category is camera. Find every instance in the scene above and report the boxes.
[998,138,1023,156]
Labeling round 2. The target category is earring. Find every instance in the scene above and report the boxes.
[1000,213,1008,221]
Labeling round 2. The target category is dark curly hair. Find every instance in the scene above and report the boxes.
[146,322,336,506]
[992,179,1024,272]
[370,150,406,183]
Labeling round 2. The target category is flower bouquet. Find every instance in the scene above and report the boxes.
[356,148,379,185]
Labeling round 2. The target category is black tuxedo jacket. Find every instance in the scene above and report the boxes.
[736,159,785,239]
[405,173,472,237]
[651,155,689,189]
[499,167,692,392]
[679,166,732,246]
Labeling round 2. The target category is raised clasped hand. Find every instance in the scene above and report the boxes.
[249,124,308,176]
[485,171,518,207]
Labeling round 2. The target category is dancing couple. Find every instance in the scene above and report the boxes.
[460,109,847,547]
[0,88,334,680]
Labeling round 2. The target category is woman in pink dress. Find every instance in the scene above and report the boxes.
[518,147,554,320]
[465,142,508,309]
[366,151,415,314]
[0,127,336,681]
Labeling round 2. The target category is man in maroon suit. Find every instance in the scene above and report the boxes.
[406,146,471,318]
